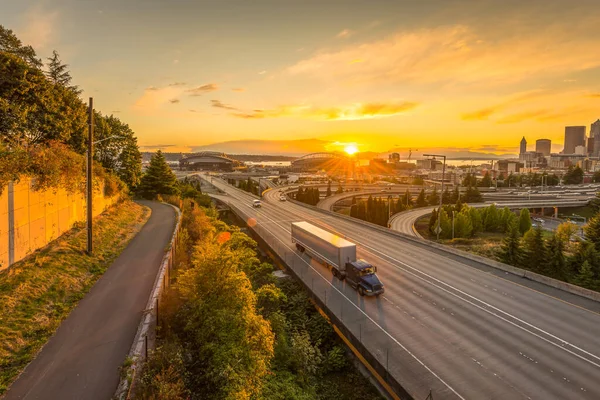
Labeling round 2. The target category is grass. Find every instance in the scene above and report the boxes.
[0,199,150,394]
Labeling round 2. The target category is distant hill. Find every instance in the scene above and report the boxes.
[190,139,330,156]
[141,152,297,162]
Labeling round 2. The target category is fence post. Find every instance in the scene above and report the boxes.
[144,334,148,359]
[156,297,159,327]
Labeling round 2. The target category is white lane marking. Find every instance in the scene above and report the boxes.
[353,245,600,368]
[229,199,466,400]
[238,192,600,369]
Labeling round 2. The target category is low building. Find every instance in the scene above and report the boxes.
[179,151,243,171]
[416,159,442,170]
[496,160,521,173]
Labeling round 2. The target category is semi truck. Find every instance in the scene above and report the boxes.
[291,221,384,296]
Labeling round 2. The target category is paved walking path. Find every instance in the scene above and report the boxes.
[4,201,176,400]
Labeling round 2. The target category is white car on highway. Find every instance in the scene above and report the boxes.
[253,200,262,208]
[279,194,287,201]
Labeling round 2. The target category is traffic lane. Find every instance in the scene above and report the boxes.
[366,250,600,399]
[276,197,600,354]
[258,199,600,399]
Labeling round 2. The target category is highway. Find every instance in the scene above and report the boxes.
[205,175,600,400]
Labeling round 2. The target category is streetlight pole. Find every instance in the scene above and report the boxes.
[452,210,456,239]
[87,98,94,254]
[424,154,446,240]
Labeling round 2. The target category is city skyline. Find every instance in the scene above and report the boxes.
[3,0,600,154]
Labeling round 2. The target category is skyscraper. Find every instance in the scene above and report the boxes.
[520,137,527,154]
[563,126,586,154]
[535,139,551,156]
[592,119,600,157]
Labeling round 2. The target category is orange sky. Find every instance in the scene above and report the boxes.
[5,0,600,154]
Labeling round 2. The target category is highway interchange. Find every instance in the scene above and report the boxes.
[203,175,600,400]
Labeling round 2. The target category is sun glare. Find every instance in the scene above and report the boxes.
[344,144,358,155]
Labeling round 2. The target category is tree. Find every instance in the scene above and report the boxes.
[584,213,600,250]
[357,201,367,220]
[564,165,584,185]
[326,181,332,197]
[454,210,473,238]
[469,206,483,235]
[479,172,492,187]
[350,204,358,218]
[483,204,500,232]
[366,195,375,222]
[451,186,460,203]
[137,150,180,199]
[499,207,516,233]
[593,171,600,183]
[335,183,344,194]
[438,208,452,239]
[402,189,413,207]
[462,173,477,187]
[522,225,547,273]
[416,189,427,207]
[546,234,567,280]
[429,209,438,233]
[427,187,440,206]
[499,222,522,266]
[572,261,595,290]
[46,50,79,93]
[0,25,42,67]
[463,186,482,202]
[590,192,600,214]
[556,221,578,244]
[442,187,452,204]
[412,176,424,185]
[519,208,532,235]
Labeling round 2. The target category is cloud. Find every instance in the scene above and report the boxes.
[173,59,179,64]
[496,110,549,124]
[135,86,186,109]
[289,21,600,86]
[336,29,353,39]
[169,99,180,104]
[169,82,186,87]
[258,71,267,75]
[186,83,219,96]
[110,110,121,114]
[19,4,59,50]
[461,108,495,120]
[232,88,245,92]
[231,101,418,121]
[587,93,600,98]
[139,144,176,150]
[146,86,159,91]
[210,100,238,110]
[189,109,198,113]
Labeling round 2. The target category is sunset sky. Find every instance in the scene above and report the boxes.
[3,0,600,155]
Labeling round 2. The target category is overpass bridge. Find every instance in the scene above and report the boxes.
[199,174,600,400]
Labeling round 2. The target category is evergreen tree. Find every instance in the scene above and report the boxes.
[484,204,500,232]
[0,25,42,67]
[350,204,358,218]
[451,186,460,203]
[335,183,344,194]
[572,261,595,289]
[428,187,440,206]
[464,186,483,202]
[568,240,600,281]
[479,171,492,187]
[326,181,332,197]
[395,196,405,213]
[438,208,452,239]
[454,211,473,238]
[462,173,477,187]
[416,189,427,207]
[402,189,413,207]
[469,206,483,235]
[584,213,600,251]
[522,225,547,273]
[442,187,452,204]
[429,209,438,233]
[519,208,532,235]
[46,50,79,93]
[546,234,567,280]
[367,195,375,222]
[357,201,367,220]
[137,150,179,199]
[296,187,304,202]
[499,222,522,266]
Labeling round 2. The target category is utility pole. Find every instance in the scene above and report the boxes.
[452,210,456,239]
[87,97,94,254]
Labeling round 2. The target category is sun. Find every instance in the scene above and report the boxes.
[344,144,358,155]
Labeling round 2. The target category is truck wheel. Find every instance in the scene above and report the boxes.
[296,243,304,252]
[358,287,365,296]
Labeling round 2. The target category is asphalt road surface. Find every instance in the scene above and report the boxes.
[4,201,176,400]
[208,176,600,400]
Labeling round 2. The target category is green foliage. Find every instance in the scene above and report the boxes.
[522,225,547,273]
[402,189,413,207]
[137,342,189,400]
[427,187,440,206]
[296,187,320,206]
[462,173,477,187]
[462,185,482,202]
[563,165,584,185]
[454,210,473,238]
[0,25,42,67]
[519,208,532,235]
[416,188,427,207]
[546,234,567,280]
[584,213,600,251]
[442,187,452,204]
[556,221,578,244]
[498,222,522,266]
[137,150,180,199]
[326,181,332,197]
[483,204,500,232]
[335,183,344,194]
[479,171,492,187]
[572,261,596,290]
[412,176,424,185]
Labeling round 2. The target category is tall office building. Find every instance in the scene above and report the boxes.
[563,126,586,154]
[520,137,527,154]
[535,139,551,156]
[592,119,600,156]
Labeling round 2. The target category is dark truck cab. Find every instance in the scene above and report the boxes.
[345,260,384,296]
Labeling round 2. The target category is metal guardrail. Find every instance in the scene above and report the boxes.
[114,203,182,400]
